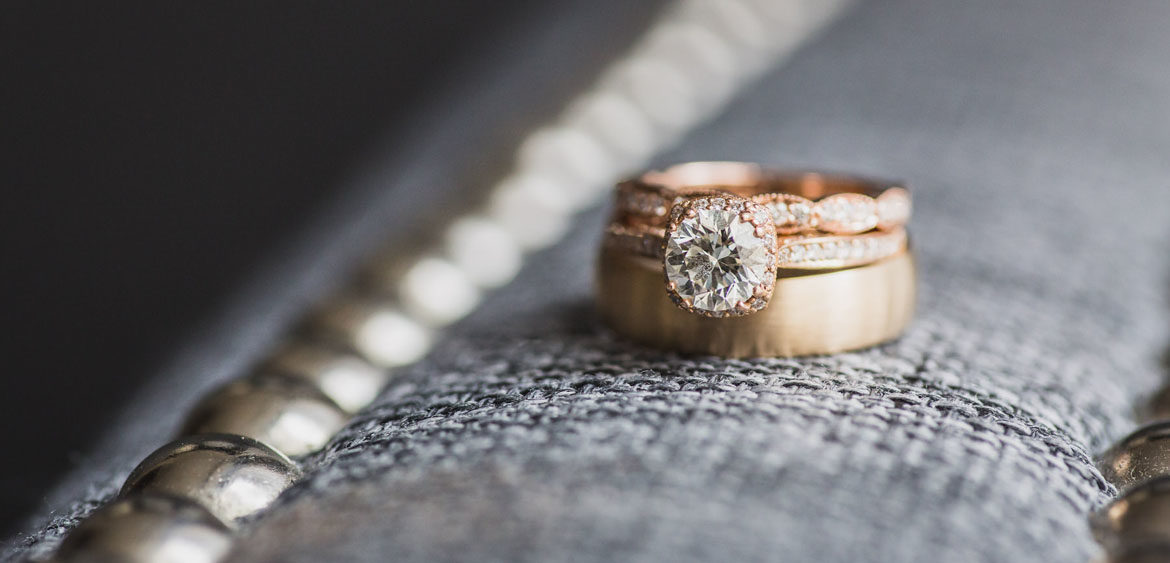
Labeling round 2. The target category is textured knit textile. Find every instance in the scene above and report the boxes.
[7,0,1170,562]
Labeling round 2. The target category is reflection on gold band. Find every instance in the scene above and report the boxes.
[595,247,916,357]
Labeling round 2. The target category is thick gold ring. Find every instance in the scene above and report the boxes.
[595,247,916,358]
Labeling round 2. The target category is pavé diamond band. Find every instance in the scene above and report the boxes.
[614,161,911,235]
[605,225,908,271]
[604,163,913,318]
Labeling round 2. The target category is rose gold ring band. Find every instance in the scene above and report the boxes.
[614,161,911,235]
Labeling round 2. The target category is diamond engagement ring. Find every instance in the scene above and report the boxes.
[615,161,911,235]
[603,162,913,319]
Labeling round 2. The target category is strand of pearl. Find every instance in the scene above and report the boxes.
[47,1,853,561]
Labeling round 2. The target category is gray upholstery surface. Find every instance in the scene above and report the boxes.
[7,0,1170,562]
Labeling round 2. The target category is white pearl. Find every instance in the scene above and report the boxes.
[444,215,522,289]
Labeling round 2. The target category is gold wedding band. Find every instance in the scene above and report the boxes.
[595,247,916,357]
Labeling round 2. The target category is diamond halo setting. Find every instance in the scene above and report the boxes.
[662,196,777,317]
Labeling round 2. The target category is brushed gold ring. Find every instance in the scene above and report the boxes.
[594,246,916,358]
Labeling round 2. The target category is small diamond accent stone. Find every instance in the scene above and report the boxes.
[771,229,906,268]
[757,194,814,234]
[767,202,789,224]
[877,187,912,229]
[665,200,774,315]
[789,202,811,224]
[813,193,878,233]
[850,240,866,259]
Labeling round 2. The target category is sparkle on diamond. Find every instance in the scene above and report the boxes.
[665,207,771,313]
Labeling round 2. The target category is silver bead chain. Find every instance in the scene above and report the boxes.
[48,1,853,561]
[1092,388,1170,562]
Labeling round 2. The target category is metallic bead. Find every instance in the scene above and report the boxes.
[515,125,613,210]
[1105,543,1170,563]
[180,374,349,457]
[638,21,737,109]
[261,341,388,414]
[55,492,232,563]
[564,91,656,171]
[607,56,698,136]
[1099,421,1170,490]
[121,434,300,526]
[309,297,433,369]
[1142,386,1170,423]
[677,0,770,52]
[487,171,574,251]
[444,215,523,289]
[1093,476,1170,552]
[398,255,481,326]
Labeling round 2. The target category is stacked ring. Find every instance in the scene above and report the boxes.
[614,161,911,235]
[596,162,916,357]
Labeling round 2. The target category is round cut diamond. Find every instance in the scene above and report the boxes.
[665,203,774,315]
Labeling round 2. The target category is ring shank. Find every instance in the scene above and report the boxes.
[595,247,916,357]
[634,161,899,199]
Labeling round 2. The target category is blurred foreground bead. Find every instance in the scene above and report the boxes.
[678,0,771,53]
[311,298,433,368]
[487,172,573,251]
[180,375,348,457]
[639,21,737,109]
[564,91,656,171]
[1142,386,1170,422]
[121,434,299,526]
[1099,421,1170,491]
[516,126,612,209]
[444,216,522,289]
[1105,543,1170,563]
[262,342,388,413]
[398,256,480,326]
[607,56,698,135]
[55,492,231,563]
[1094,477,1170,552]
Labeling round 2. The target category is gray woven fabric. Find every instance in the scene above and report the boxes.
[8,0,1170,561]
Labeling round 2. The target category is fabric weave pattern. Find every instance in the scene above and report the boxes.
[7,0,1170,561]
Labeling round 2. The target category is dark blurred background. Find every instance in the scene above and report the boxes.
[0,2,547,532]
